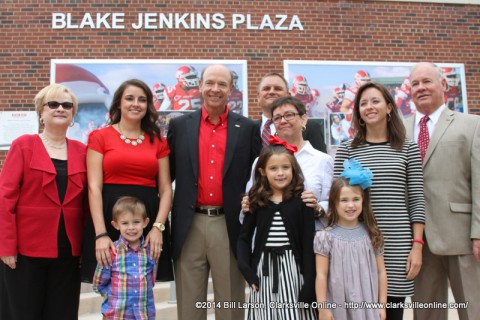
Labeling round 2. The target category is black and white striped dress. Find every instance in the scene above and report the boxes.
[334,140,425,297]
[248,211,317,320]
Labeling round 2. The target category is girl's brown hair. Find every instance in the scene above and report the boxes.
[351,82,405,151]
[248,145,304,211]
[327,178,383,250]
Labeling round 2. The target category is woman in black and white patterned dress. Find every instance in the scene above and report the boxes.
[334,82,425,320]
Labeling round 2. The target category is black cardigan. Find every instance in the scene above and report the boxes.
[237,196,316,303]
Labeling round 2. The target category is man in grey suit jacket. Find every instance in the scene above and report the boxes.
[255,72,327,153]
[406,62,480,320]
[167,64,260,320]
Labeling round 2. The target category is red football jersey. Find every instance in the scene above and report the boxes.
[162,84,202,111]
[444,85,461,111]
[227,88,243,113]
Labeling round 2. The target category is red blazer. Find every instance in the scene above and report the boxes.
[0,134,87,258]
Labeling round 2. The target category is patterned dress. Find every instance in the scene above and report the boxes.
[237,198,317,320]
[334,140,425,297]
[314,223,384,320]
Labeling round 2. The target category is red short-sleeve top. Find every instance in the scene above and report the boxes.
[88,126,169,188]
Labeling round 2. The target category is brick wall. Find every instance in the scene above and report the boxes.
[1,0,479,167]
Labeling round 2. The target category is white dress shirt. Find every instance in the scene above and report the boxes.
[413,104,446,142]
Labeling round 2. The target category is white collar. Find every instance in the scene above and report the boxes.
[415,104,446,126]
[296,140,315,156]
[261,114,271,125]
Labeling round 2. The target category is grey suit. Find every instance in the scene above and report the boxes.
[406,107,480,320]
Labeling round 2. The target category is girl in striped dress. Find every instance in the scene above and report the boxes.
[237,141,317,320]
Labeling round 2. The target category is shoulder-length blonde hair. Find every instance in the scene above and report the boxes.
[34,83,79,119]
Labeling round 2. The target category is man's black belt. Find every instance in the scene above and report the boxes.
[195,206,225,216]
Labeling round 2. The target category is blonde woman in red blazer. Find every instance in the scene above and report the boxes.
[0,84,87,320]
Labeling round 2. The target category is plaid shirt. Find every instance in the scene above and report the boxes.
[93,236,157,319]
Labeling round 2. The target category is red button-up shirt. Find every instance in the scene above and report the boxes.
[196,105,228,206]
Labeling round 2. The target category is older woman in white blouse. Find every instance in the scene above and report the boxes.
[243,96,333,229]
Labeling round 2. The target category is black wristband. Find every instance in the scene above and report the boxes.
[95,232,109,241]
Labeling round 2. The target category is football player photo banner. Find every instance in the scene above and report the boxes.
[51,59,248,142]
[284,60,467,151]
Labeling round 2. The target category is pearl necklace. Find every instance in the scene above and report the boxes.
[118,124,145,146]
[40,133,67,149]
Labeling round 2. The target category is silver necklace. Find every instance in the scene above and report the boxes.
[40,133,66,149]
[118,124,145,146]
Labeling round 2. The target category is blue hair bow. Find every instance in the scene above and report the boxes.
[339,159,373,190]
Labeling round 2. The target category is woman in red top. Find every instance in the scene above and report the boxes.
[81,79,174,282]
[0,84,87,320]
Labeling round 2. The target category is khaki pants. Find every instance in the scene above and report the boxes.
[175,213,246,320]
[413,240,480,320]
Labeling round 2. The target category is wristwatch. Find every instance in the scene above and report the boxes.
[153,222,165,232]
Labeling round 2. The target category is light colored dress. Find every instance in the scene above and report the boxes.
[314,223,383,320]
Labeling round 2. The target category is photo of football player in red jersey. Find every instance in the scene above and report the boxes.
[160,65,202,111]
[290,75,316,115]
[152,82,166,110]
[326,84,347,113]
[442,67,463,112]
[340,70,371,113]
[227,70,243,113]
[395,77,415,118]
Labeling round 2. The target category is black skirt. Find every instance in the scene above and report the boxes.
[81,184,174,282]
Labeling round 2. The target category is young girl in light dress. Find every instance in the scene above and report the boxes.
[237,139,317,320]
[315,159,387,320]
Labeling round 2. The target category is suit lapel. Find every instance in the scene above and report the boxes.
[29,135,59,205]
[424,108,455,166]
[224,111,240,176]
[187,111,201,180]
[63,140,86,205]
[405,116,415,141]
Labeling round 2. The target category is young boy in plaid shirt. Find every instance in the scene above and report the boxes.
[93,196,158,319]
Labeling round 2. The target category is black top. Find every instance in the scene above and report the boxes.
[52,158,72,257]
[237,196,316,303]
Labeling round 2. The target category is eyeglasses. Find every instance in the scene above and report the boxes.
[272,111,301,124]
[44,101,74,110]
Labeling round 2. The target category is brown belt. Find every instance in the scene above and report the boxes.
[195,206,225,216]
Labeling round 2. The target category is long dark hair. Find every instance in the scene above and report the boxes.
[351,82,405,151]
[248,145,304,211]
[327,178,383,250]
[108,79,161,142]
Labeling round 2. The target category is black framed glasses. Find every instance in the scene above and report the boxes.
[272,111,301,124]
[44,101,74,110]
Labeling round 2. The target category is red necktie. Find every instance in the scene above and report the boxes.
[418,115,430,162]
[261,119,272,147]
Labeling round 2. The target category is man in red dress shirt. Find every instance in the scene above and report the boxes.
[167,64,260,320]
